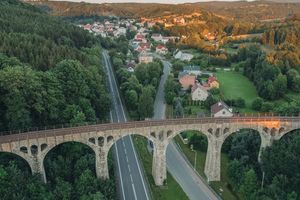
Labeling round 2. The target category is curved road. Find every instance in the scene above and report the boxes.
[154,59,219,200]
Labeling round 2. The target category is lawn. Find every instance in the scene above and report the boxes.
[133,135,189,200]
[215,70,258,108]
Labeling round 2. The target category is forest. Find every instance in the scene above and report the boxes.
[0,1,114,199]
[222,130,300,200]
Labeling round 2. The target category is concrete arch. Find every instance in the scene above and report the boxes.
[41,139,96,163]
[169,128,210,142]
[277,128,300,140]
[42,141,97,181]
[106,131,156,154]
[0,151,32,173]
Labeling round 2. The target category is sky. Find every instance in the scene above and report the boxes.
[51,0,256,4]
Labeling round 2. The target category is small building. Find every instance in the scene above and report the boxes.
[174,50,194,62]
[191,84,209,101]
[156,44,168,55]
[151,33,163,42]
[179,73,196,90]
[126,61,136,72]
[135,42,152,52]
[134,33,147,43]
[207,76,219,89]
[183,65,201,76]
[138,52,153,64]
[211,101,233,118]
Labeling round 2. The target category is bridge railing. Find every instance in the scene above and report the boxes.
[0,114,299,141]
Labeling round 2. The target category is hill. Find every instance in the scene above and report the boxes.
[0,0,110,131]
[26,1,300,22]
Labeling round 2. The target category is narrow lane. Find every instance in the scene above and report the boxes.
[102,50,150,200]
[153,60,219,200]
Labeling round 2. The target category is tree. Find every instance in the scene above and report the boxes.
[70,111,86,125]
[126,90,138,111]
[239,169,258,200]
[75,169,98,198]
[252,97,263,111]
[164,75,177,105]
[235,97,246,108]
[53,178,72,200]
[174,98,184,118]
[138,86,154,119]
[188,134,207,152]
[273,74,287,98]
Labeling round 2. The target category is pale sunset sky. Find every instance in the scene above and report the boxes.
[51,0,255,4]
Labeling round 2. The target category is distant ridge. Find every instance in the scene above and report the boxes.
[25,0,300,21]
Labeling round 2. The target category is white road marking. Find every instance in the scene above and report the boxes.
[104,51,141,200]
[109,111,126,200]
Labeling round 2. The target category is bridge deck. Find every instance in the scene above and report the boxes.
[0,117,298,144]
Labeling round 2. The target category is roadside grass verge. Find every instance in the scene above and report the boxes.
[133,135,189,200]
[174,133,239,200]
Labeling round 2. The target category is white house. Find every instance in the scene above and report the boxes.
[183,65,201,76]
[138,52,153,64]
[174,50,194,61]
[151,34,163,42]
[211,101,233,118]
[191,84,208,101]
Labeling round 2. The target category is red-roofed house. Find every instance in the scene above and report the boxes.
[207,76,219,89]
[135,43,152,52]
[179,75,196,90]
[156,44,168,55]
[134,33,147,43]
[84,24,92,31]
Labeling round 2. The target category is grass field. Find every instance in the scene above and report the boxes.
[133,135,189,200]
[215,70,258,108]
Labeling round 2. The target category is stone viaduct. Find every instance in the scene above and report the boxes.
[0,117,299,186]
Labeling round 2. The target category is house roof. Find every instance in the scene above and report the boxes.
[178,71,189,80]
[208,76,218,84]
[152,33,161,38]
[211,101,231,115]
[191,83,207,93]
[179,75,196,88]
[183,65,201,71]
[156,44,167,50]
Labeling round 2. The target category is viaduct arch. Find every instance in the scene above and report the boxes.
[0,117,299,186]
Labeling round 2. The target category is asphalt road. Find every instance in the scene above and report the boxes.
[154,60,219,200]
[102,50,150,200]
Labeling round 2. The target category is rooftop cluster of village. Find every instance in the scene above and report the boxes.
[79,17,233,118]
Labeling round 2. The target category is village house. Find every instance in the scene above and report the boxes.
[138,52,153,64]
[156,44,168,55]
[211,101,233,118]
[151,33,163,42]
[191,83,209,101]
[135,42,152,52]
[183,65,201,76]
[178,72,196,90]
[174,50,194,62]
[207,76,219,89]
[126,61,136,73]
[133,33,147,45]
